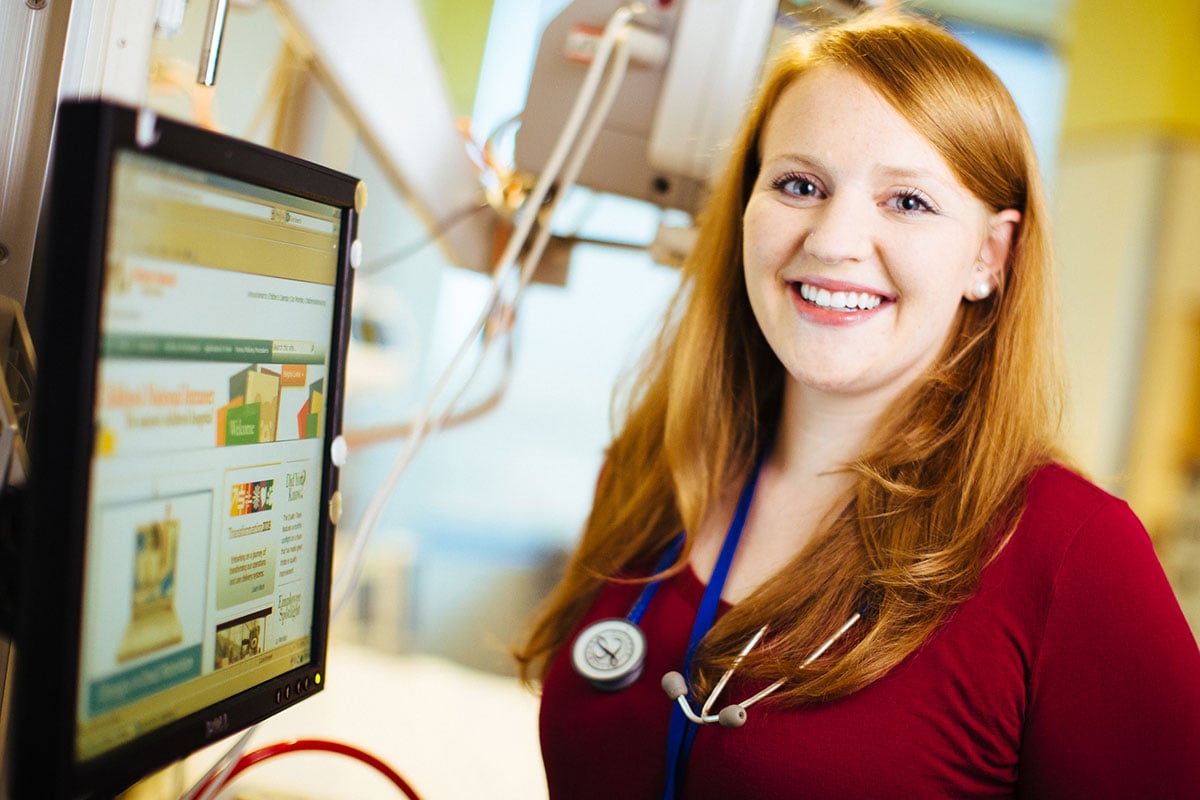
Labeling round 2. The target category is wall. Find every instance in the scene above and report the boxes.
[1062,0,1200,139]
[1055,0,1200,538]
[419,0,495,115]
[1054,0,1200,632]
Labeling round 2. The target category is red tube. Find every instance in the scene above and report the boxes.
[200,738,423,800]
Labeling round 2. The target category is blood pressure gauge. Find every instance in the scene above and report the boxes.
[571,617,648,692]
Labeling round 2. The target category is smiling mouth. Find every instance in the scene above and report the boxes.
[794,282,886,311]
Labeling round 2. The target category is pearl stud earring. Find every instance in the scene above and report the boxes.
[972,281,992,300]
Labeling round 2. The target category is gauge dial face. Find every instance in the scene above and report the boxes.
[571,618,647,691]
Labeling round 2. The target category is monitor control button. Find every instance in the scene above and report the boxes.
[329,490,343,526]
[330,435,347,467]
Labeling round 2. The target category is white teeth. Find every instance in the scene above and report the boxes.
[797,282,882,310]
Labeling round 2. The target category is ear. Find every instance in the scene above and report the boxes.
[964,208,1021,301]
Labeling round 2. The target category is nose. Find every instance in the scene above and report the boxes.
[801,193,872,265]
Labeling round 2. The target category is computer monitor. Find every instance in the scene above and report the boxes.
[6,100,359,799]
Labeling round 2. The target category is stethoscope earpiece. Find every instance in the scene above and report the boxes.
[717,705,747,728]
[661,671,688,700]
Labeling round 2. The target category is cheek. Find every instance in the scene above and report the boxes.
[742,203,794,276]
[894,236,978,299]
[740,208,765,271]
[740,226,777,330]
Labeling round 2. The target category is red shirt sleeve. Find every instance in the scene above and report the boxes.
[1018,498,1200,798]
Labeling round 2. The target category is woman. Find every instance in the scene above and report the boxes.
[516,11,1200,799]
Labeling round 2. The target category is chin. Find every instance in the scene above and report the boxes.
[786,363,920,403]
[789,372,874,397]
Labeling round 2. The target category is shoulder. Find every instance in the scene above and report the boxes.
[985,462,1167,638]
[1009,462,1146,571]
[1005,463,1197,688]
[1021,462,1132,532]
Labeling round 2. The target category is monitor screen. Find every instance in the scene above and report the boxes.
[7,101,359,799]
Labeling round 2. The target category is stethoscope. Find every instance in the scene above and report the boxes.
[570,451,868,798]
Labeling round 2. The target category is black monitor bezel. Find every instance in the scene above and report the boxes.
[9,100,358,800]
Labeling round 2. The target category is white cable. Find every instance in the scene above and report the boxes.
[331,329,510,617]
[515,27,635,293]
[181,726,256,800]
[490,29,635,338]
[493,4,641,282]
[328,5,647,619]
[484,11,641,322]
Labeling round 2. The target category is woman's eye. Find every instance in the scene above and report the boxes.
[774,175,823,199]
[892,191,934,213]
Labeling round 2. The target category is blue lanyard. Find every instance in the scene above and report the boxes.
[628,534,686,625]
[661,453,765,799]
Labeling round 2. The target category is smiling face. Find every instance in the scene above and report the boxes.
[742,66,1019,406]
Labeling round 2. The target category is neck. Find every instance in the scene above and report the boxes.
[769,379,901,484]
[693,380,902,600]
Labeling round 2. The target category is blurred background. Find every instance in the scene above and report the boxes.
[2,0,1198,796]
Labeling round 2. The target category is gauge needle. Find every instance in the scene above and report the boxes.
[597,637,622,664]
